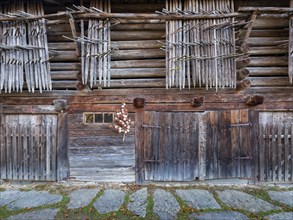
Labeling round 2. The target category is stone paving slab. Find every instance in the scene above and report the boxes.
[6,208,59,220]
[268,191,293,207]
[176,189,221,210]
[3,190,62,211]
[67,188,99,209]
[264,212,293,220]
[153,189,180,220]
[189,211,249,220]
[0,190,24,207]
[93,189,126,214]
[218,190,280,213]
[127,187,148,218]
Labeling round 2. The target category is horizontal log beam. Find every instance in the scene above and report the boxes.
[111,68,165,78]
[248,57,288,67]
[249,47,288,55]
[112,40,162,50]
[238,7,293,13]
[248,37,288,47]
[249,77,291,86]
[111,23,164,31]
[111,31,164,40]
[75,12,241,20]
[111,49,165,60]
[111,59,165,68]
[247,67,288,76]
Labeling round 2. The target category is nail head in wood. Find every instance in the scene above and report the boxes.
[133,98,145,108]
[191,97,204,107]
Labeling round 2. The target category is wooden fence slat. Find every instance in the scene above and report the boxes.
[265,124,271,181]
[23,117,29,180]
[151,112,160,181]
[29,119,34,180]
[277,123,283,181]
[291,123,293,181]
[284,124,289,182]
[51,116,57,180]
[259,124,265,181]
[158,112,166,181]
[231,110,239,178]
[272,124,277,182]
[18,118,23,180]
[12,117,17,180]
[164,112,172,181]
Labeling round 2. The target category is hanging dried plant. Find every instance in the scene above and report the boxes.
[113,103,131,142]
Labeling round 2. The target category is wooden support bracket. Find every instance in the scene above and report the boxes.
[246,95,264,106]
[191,97,204,107]
[133,98,145,108]
[53,99,68,112]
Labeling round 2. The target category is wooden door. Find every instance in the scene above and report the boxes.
[259,112,293,182]
[205,110,259,181]
[141,111,205,182]
[0,114,58,181]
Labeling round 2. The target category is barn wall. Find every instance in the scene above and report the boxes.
[0,0,293,183]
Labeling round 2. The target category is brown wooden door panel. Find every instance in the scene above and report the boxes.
[0,114,58,181]
[142,111,203,182]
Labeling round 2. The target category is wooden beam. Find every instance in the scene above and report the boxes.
[237,68,250,80]
[238,7,293,13]
[236,79,251,92]
[75,12,241,21]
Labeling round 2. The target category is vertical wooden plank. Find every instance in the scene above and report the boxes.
[164,112,173,181]
[240,110,250,178]
[46,116,51,180]
[284,123,289,182]
[0,113,6,179]
[230,110,240,178]
[51,115,58,180]
[29,118,34,180]
[190,112,199,180]
[176,112,184,181]
[171,112,178,181]
[135,109,144,184]
[205,112,213,179]
[198,113,206,180]
[291,123,293,182]
[277,123,283,181]
[39,115,45,180]
[151,112,160,181]
[265,123,271,182]
[183,112,192,181]
[219,111,231,179]
[34,116,40,181]
[258,113,265,182]
[6,116,12,180]
[57,113,69,181]
[249,110,259,183]
[17,116,23,180]
[158,112,166,181]
[22,116,29,180]
[271,122,277,182]
[142,111,152,181]
[12,116,18,180]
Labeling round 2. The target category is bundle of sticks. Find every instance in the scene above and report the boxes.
[164,0,237,90]
[0,0,51,93]
[78,0,111,88]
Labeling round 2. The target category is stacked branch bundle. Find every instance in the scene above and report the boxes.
[0,0,51,93]
[164,0,237,90]
[79,0,111,88]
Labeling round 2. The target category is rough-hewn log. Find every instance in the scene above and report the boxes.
[246,95,264,106]
[111,23,165,31]
[236,79,251,91]
[111,68,165,78]
[237,69,250,80]
[247,67,288,76]
[248,57,288,67]
[111,31,164,40]
[236,57,251,69]
[112,40,162,49]
[191,97,204,107]
[249,47,288,56]
[248,37,288,47]
[249,77,291,86]
[111,59,165,68]
[238,7,293,13]
[111,49,165,60]
[112,3,165,13]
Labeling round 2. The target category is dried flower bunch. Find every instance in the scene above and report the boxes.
[114,103,131,142]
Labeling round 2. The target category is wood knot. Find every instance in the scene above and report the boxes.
[246,95,264,106]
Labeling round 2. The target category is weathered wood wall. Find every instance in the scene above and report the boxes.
[0,114,58,181]
[67,112,135,182]
[1,0,293,183]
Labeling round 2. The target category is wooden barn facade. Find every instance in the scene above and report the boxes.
[0,0,292,184]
